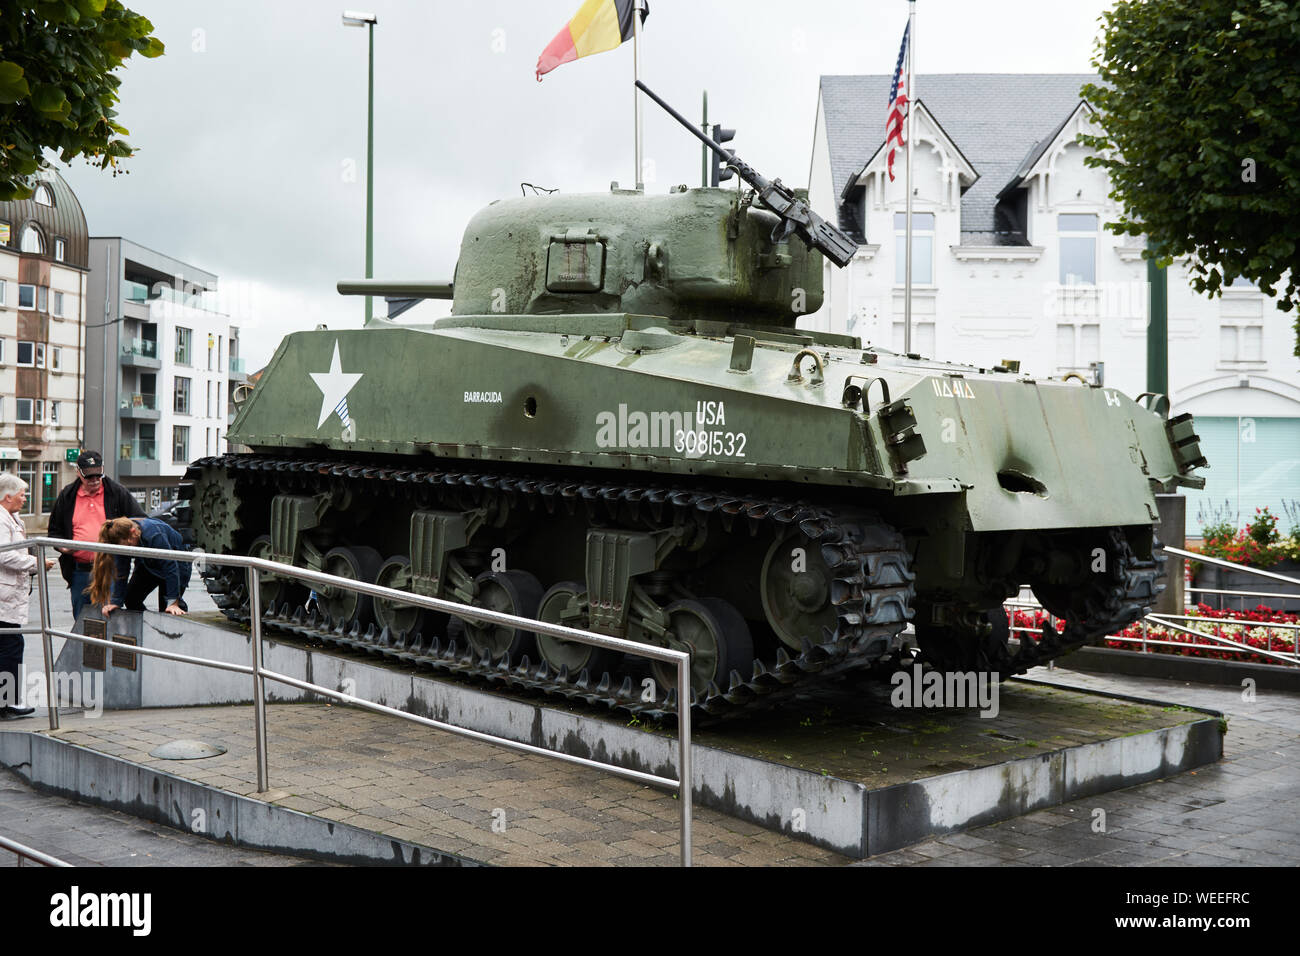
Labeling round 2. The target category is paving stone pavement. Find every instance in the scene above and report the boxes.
[855,668,1300,867]
[41,703,850,867]
[0,768,326,867]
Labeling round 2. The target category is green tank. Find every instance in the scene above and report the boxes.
[185,96,1207,718]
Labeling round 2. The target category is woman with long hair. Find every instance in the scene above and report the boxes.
[88,516,190,616]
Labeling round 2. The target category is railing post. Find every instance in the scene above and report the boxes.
[34,544,58,731]
[1141,618,1148,655]
[248,564,269,793]
[678,654,692,868]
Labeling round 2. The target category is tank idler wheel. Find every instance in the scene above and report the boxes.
[373,555,446,638]
[534,582,619,676]
[463,570,543,662]
[248,535,309,613]
[761,531,837,650]
[651,598,754,700]
[319,546,384,627]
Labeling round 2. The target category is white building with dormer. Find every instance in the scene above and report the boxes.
[806,73,1300,532]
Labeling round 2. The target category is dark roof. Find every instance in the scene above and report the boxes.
[820,73,1095,237]
[0,169,89,269]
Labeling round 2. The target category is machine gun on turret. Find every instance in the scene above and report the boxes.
[636,80,859,268]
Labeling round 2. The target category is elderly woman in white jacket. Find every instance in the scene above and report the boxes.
[0,473,56,719]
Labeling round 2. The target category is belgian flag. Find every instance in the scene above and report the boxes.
[536,0,649,80]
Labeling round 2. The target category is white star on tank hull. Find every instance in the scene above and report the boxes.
[309,340,363,428]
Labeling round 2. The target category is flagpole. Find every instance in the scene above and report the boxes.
[633,0,644,189]
[903,0,916,354]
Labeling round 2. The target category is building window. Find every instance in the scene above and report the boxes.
[0,339,5,364]
[174,376,191,414]
[0,221,9,245]
[1056,323,1101,372]
[0,397,5,422]
[1059,213,1098,285]
[51,346,62,371]
[16,463,36,515]
[37,286,47,313]
[173,425,190,464]
[175,326,191,365]
[53,291,64,316]
[0,279,5,304]
[33,184,54,206]
[49,401,60,426]
[17,284,34,309]
[207,335,214,370]
[16,398,33,424]
[1220,325,1263,362]
[16,341,34,366]
[54,237,65,261]
[19,224,45,254]
[34,343,45,368]
[894,212,935,285]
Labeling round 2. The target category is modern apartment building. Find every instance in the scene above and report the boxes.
[807,74,1300,531]
[85,238,246,510]
[0,170,89,529]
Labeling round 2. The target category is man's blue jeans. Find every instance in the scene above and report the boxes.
[69,570,91,624]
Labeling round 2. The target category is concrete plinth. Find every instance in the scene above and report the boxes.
[27,610,1224,861]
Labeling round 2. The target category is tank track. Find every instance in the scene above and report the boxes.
[184,454,915,721]
[989,527,1167,678]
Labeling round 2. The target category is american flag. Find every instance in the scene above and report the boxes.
[885,22,910,182]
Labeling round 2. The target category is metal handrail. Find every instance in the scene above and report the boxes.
[1,535,696,866]
[0,834,71,867]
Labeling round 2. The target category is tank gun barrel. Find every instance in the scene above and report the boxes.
[635,80,858,268]
[337,280,454,299]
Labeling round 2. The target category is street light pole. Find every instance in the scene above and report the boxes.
[343,11,378,324]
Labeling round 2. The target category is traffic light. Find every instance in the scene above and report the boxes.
[710,124,736,187]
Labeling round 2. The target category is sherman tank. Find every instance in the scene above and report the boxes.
[184,87,1207,718]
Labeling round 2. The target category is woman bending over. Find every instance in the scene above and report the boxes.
[88,517,190,616]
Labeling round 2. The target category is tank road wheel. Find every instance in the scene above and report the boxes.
[463,570,543,662]
[248,535,309,612]
[1030,528,1164,642]
[373,556,444,638]
[534,582,619,676]
[319,546,384,626]
[761,530,836,650]
[651,598,754,699]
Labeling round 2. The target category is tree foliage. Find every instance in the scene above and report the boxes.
[1079,0,1300,353]
[0,1,163,201]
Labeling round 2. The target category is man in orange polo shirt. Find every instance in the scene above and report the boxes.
[47,451,146,623]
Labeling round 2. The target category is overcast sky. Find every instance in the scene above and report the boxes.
[59,0,1114,369]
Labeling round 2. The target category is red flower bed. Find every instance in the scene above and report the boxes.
[1001,604,1297,666]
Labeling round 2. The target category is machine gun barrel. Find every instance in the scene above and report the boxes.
[635,80,858,268]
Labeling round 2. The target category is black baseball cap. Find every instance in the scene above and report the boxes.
[76,451,104,474]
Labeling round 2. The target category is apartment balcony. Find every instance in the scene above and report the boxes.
[120,340,161,369]
[228,356,248,383]
[119,392,160,420]
[118,441,160,477]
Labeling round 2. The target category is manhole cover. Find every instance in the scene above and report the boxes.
[149,740,228,760]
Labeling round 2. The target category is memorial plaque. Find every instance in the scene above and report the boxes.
[112,634,138,671]
[82,619,106,671]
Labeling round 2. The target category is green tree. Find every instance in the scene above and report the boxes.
[1080,0,1300,354]
[0,1,163,201]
